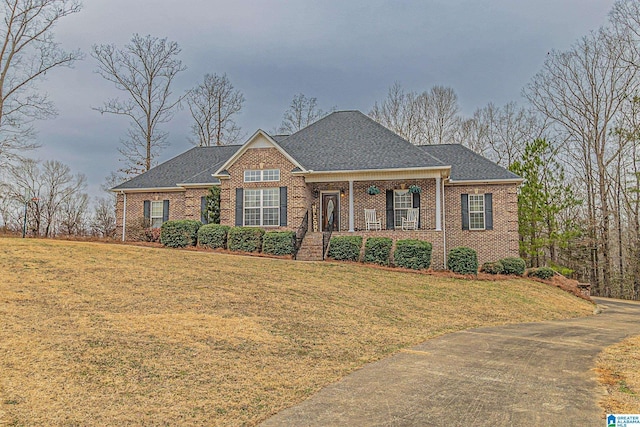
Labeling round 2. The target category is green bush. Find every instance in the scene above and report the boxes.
[500,257,526,276]
[160,220,201,248]
[528,267,555,280]
[328,236,363,261]
[549,262,575,278]
[197,224,230,249]
[227,227,265,252]
[481,261,504,275]
[363,237,393,266]
[394,239,432,270]
[262,231,296,256]
[447,247,478,275]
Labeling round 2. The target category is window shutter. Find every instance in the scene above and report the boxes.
[386,190,394,230]
[412,192,421,229]
[235,188,243,226]
[279,187,287,227]
[201,196,207,224]
[143,200,150,221]
[163,200,169,222]
[461,194,469,230]
[485,193,493,230]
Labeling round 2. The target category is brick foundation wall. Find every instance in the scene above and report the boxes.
[443,183,519,265]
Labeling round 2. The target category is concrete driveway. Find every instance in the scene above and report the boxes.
[261,298,640,427]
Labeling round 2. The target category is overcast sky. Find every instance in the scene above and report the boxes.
[31,0,615,197]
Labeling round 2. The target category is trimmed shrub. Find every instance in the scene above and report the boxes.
[528,267,555,280]
[481,261,504,275]
[160,220,201,248]
[227,227,265,252]
[447,247,478,275]
[363,237,393,266]
[500,257,526,276]
[328,236,363,261]
[394,239,432,270]
[198,224,230,249]
[262,231,296,256]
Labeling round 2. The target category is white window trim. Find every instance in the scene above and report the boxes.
[150,201,164,229]
[393,189,412,228]
[243,169,280,182]
[469,194,486,231]
[244,188,280,227]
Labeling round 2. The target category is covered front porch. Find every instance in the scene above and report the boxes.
[304,174,446,234]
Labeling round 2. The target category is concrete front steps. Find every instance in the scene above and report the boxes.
[295,232,324,261]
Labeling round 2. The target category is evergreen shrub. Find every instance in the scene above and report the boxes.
[394,239,432,270]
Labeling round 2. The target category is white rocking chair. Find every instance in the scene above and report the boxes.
[402,208,419,231]
[365,209,382,231]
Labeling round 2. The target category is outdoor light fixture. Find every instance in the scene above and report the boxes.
[313,188,319,198]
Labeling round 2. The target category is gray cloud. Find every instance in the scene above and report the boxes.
[28,0,615,197]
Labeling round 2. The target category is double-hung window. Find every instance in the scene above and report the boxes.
[394,190,413,228]
[150,201,164,228]
[244,188,279,226]
[244,169,280,182]
[468,194,485,230]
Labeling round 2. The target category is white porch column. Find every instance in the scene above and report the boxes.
[349,180,355,232]
[435,176,442,231]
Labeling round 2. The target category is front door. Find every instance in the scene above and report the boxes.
[322,193,339,232]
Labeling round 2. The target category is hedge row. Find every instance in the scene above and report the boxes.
[328,236,433,270]
[160,221,295,255]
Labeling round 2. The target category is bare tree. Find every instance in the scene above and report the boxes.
[91,196,115,238]
[525,27,640,294]
[59,191,88,236]
[0,0,82,167]
[92,34,186,176]
[418,85,460,145]
[187,73,244,146]
[278,93,329,134]
[370,83,462,145]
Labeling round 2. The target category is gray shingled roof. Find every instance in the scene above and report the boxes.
[278,111,445,171]
[420,144,521,181]
[113,111,520,191]
[112,145,239,190]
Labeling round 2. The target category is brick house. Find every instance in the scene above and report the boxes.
[113,110,522,268]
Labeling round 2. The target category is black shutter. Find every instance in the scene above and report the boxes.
[235,188,243,226]
[461,194,469,230]
[386,190,394,230]
[201,196,207,224]
[162,200,169,222]
[485,193,493,230]
[143,200,150,221]
[412,192,421,229]
[279,187,287,226]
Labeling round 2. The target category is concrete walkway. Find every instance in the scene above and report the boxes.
[261,298,640,427]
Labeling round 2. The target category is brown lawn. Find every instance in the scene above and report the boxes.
[597,335,640,415]
[0,238,594,426]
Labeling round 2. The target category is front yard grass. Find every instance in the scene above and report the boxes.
[597,335,640,414]
[0,238,594,426]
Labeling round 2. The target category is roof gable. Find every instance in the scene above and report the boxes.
[213,129,305,176]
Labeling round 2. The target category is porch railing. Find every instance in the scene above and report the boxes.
[293,210,309,259]
[322,222,333,260]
